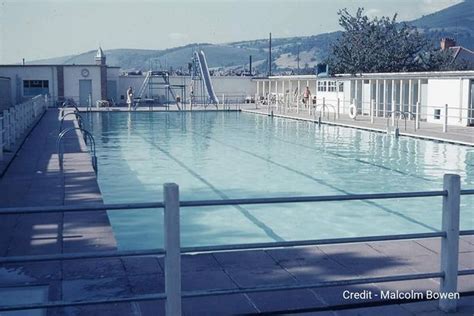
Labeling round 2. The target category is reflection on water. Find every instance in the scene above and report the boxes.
[84,112,474,250]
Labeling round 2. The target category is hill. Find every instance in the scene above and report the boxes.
[28,1,474,74]
[410,0,474,50]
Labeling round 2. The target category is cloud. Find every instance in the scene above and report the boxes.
[168,33,189,41]
[366,8,382,18]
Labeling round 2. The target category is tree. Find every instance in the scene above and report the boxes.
[328,8,457,74]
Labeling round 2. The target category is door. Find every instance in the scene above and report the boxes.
[107,80,117,103]
[79,79,92,106]
[469,80,474,126]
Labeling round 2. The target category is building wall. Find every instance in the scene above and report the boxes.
[0,66,57,105]
[256,74,474,126]
[63,66,101,105]
[0,65,119,106]
[426,78,469,125]
[256,77,347,113]
[106,67,120,102]
[0,77,12,110]
[118,75,255,104]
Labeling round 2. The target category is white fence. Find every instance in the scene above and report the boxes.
[0,95,48,161]
[256,94,474,132]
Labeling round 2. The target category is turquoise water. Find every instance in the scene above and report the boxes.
[85,111,474,250]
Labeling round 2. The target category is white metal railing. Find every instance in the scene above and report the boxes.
[254,95,474,134]
[0,95,48,162]
[0,174,472,314]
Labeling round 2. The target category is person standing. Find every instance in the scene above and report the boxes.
[303,86,311,108]
[126,86,133,110]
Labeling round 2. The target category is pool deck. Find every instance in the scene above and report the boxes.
[241,108,474,147]
[0,108,473,315]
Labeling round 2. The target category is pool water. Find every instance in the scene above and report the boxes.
[85,111,474,250]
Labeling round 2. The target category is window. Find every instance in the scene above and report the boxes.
[328,81,337,92]
[434,109,441,120]
[338,82,344,92]
[317,81,327,92]
[23,80,49,96]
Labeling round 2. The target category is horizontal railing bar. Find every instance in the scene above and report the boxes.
[458,269,474,276]
[179,190,448,207]
[7,229,474,265]
[0,189,454,215]
[182,272,445,298]
[181,232,447,254]
[461,189,474,195]
[0,202,165,215]
[0,248,165,264]
[0,292,167,312]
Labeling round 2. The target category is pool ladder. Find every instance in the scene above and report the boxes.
[57,111,98,173]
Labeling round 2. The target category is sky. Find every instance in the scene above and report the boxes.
[0,0,463,64]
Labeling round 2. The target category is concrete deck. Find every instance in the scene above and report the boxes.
[0,108,472,315]
[242,108,474,146]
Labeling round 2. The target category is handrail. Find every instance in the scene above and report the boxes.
[314,103,336,121]
[0,189,461,215]
[0,231,449,264]
[60,99,79,117]
[0,176,472,314]
[59,112,84,132]
[57,127,97,173]
[386,110,408,130]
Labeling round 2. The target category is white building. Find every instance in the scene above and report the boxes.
[0,48,120,110]
[0,48,256,109]
[254,71,474,126]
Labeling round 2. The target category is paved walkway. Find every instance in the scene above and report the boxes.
[242,108,474,146]
[0,109,472,315]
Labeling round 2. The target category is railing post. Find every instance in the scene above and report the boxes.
[370,99,375,124]
[164,183,182,316]
[439,174,460,313]
[391,99,395,126]
[415,102,420,130]
[0,118,3,161]
[88,93,92,111]
[443,104,448,133]
[336,98,340,120]
[10,107,16,145]
[19,105,24,136]
[322,97,326,119]
[3,110,10,151]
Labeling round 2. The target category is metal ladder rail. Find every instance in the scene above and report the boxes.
[60,101,80,118]
[386,110,408,130]
[57,127,98,173]
[59,112,84,133]
[134,71,152,110]
[314,103,337,121]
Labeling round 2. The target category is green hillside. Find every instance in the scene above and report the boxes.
[29,1,474,73]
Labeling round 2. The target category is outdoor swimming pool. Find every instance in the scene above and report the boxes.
[85,111,474,250]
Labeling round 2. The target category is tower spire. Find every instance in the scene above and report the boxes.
[95,46,106,65]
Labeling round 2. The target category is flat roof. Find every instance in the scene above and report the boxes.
[0,64,120,68]
[335,70,474,79]
[256,70,474,81]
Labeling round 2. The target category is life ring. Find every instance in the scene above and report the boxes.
[348,104,357,119]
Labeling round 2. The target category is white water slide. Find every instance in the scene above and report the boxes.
[195,50,219,104]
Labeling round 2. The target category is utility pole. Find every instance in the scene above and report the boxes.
[268,32,272,76]
[249,55,252,76]
[297,45,300,75]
